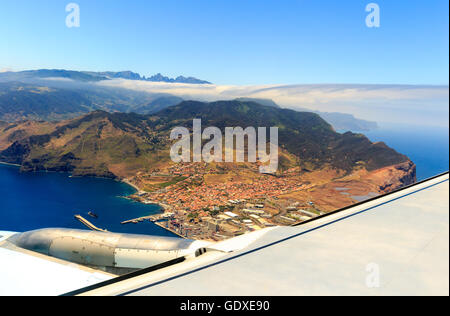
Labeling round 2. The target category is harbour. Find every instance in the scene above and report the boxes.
[0,164,179,238]
[120,213,187,238]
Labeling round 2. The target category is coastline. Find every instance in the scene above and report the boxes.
[0,162,168,213]
[121,178,142,193]
[0,161,20,167]
[0,159,420,240]
[0,164,178,237]
[121,177,170,212]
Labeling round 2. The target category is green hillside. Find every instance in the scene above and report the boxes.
[0,100,409,178]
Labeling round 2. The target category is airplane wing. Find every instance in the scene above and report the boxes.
[0,233,113,296]
[70,172,449,296]
[1,173,448,296]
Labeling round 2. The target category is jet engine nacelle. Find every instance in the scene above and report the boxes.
[7,228,210,271]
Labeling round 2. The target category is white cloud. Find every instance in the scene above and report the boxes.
[97,80,449,127]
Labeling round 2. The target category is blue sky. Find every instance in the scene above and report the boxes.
[0,0,448,85]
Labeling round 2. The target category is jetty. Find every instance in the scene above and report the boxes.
[74,215,108,232]
[121,213,174,225]
[120,212,184,238]
[153,221,186,239]
[121,216,151,225]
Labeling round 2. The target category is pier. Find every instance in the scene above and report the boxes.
[121,213,174,225]
[153,221,187,239]
[120,213,186,239]
[74,215,108,232]
[121,216,152,225]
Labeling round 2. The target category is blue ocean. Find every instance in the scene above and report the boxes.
[0,123,448,235]
[363,123,449,181]
[0,164,176,237]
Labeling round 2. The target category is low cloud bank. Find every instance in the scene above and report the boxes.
[97,79,449,127]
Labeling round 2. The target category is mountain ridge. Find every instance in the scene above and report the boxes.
[0,69,211,84]
[0,100,410,176]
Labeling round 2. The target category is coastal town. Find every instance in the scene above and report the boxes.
[122,196,323,241]
[122,162,339,241]
[116,156,413,242]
